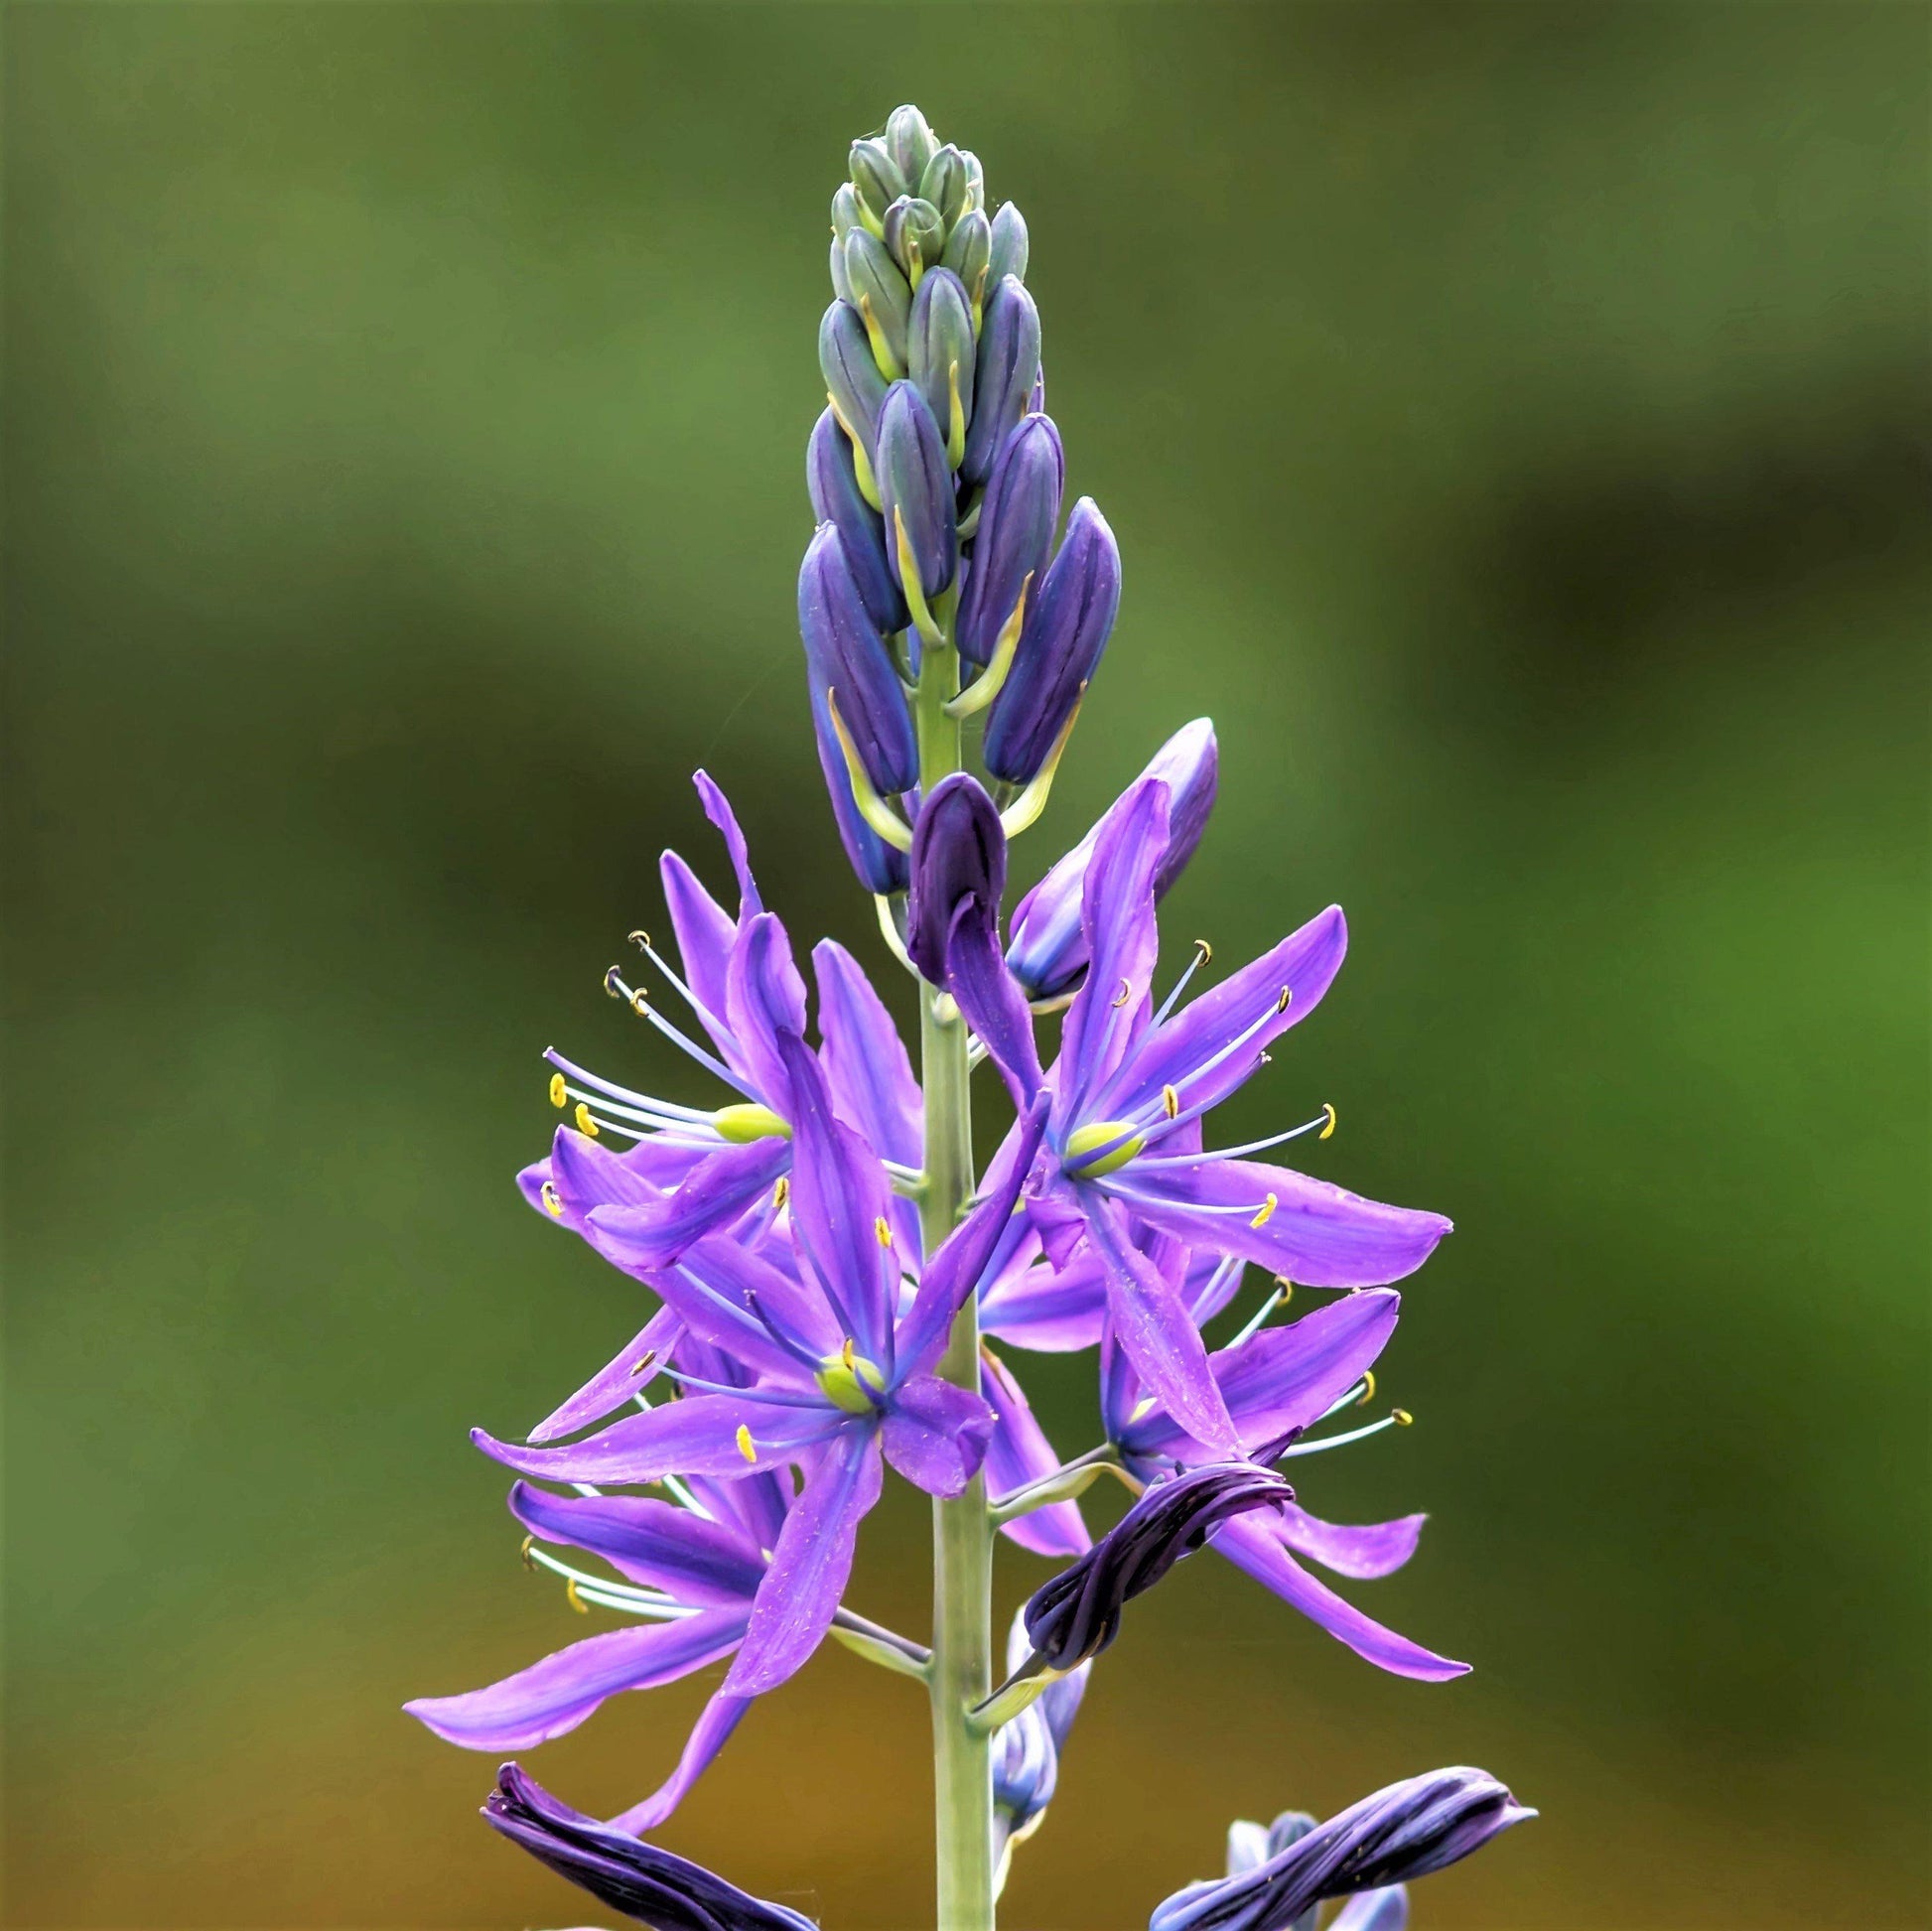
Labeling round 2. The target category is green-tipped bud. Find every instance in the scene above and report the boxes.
[883,196,946,286]
[942,210,993,321]
[849,139,906,224]
[990,203,1030,286]
[959,149,987,212]
[885,104,939,188]
[831,181,864,240]
[919,145,972,230]
[829,234,854,305]
[908,268,976,459]
[843,228,912,377]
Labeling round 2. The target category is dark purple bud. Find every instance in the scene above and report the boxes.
[989,202,1030,285]
[955,414,1063,666]
[1149,1768,1535,1931]
[883,195,946,282]
[875,381,958,604]
[907,268,977,449]
[807,407,906,634]
[819,300,889,452]
[906,773,1005,984]
[1019,1463,1292,1673]
[1007,719,1218,998]
[798,522,917,796]
[483,1763,818,1931]
[808,677,910,897]
[983,497,1121,784]
[962,275,1042,485]
[842,228,911,372]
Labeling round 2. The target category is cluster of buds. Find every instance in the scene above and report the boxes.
[803,103,1120,901]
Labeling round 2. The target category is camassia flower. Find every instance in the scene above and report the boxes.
[519,771,923,1271]
[475,1039,1049,1697]
[483,1762,818,1931]
[991,1607,1091,1892]
[1221,1815,1406,1931]
[947,772,1450,1454]
[1100,1265,1467,1681]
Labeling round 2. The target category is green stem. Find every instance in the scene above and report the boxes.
[913,616,996,1930]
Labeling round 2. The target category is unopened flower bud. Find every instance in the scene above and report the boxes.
[906,773,1005,984]
[958,149,987,212]
[989,202,1030,286]
[885,103,938,190]
[808,680,910,897]
[984,497,1120,783]
[955,414,1063,666]
[798,522,917,796]
[819,300,889,454]
[807,407,906,634]
[842,228,912,376]
[941,209,993,314]
[962,275,1042,484]
[1007,719,1218,998]
[830,181,864,239]
[875,382,958,605]
[848,138,906,223]
[919,144,972,229]
[883,195,946,284]
[828,234,854,305]
[907,268,976,455]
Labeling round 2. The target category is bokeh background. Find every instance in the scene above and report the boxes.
[5,5,1927,1927]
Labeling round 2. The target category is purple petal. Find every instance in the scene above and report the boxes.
[946,897,1042,1108]
[659,847,741,1057]
[1059,777,1170,1116]
[1111,1158,1451,1288]
[1100,904,1348,1123]
[528,1306,683,1444]
[907,773,1005,985]
[474,1393,842,1485]
[725,912,808,1108]
[606,1691,755,1834]
[693,769,761,916]
[1083,1192,1238,1456]
[724,1428,883,1694]
[586,1140,790,1270]
[979,1245,1108,1353]
[981,1349,1090,1557]
[813,939,922,1169]
[404,1609,748,1750]
[880,1373,996,1498]
[1277,1502,1426,1581]
[508,1482,767,1603]
[1212,1513,1468,1681]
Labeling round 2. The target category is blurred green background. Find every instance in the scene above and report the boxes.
[5,4,1926,1927]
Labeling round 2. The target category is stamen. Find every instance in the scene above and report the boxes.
[1227,1284,1287,1349]
[1110,977,1133,1009]
[1393,1408,1414,1426]
[660,1474,716,1521]
[518,1535,536,1572]
[524,1544,699,1619]
[841,1337,858,1370]
[1275,1277,1294,1301]
[573,1103,601,1139]
[1162,1084,1179,1120]
[565,1577,590,1615]
[540,1181,564,1217]
[604,964,649,1015]
[595,974,750,1092]
[1319,1102,1337,1140]
[773,1176,790,1211]
[874,1215,894,1248]
[1134,1109,1335,1170]
[544,1049,730,1128]
[1275,986,1292,1015]
[1277,1412,1406,1458]
[1357,1370,1376,1406]
[1152,939,1214,1028]
[549,1072,567,1108]
[1188,1253,1245,1323]
[1249,1193,1279,1228]
[629,1350,657,1376]
[736,1424,758,1463]
[627,930,650,951]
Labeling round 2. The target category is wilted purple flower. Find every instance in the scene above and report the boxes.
[1223,1817,1407,1931]
[806,407,905,635]
[799,522,918,797]
[818,299,889,452]
[949,775,1449,1454]
[992,1607,1091,1881]
[963,274,1042,484]
[876,381,958,604]
[955,414,1064,667]
[1007,718,1219,999]
[983,497,1122,783]
[906,772,1005,984]
[907,265,976,436]
[483,1762,817,1931]
[1149,1767,1534,1931]
[1016,1462,1292,1673]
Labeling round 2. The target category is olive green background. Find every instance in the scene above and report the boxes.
[5,5,1926,1927]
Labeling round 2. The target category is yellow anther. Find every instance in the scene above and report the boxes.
[1274,1276,1295,1303]
[875,1215,894,1248]
[1162,1084,1179,1120]
[1275,986,1293,1015]
[518,1535,536,1572]
[1319,1103,1337,1141]
[1392,1408,1414,1427]
[540,1181,564,1218]
[1356,1370,1376,1407]
[627,929,651,951]
[1193,938,1213,965]
[772,1176,790,1210]
[630,990,649,1016]
[630,1350,656,1376]
[841,1337,858,1371]
[1250,1192,1279,1229]
[1111,977,1133,1009]
[574,1104,601,1139]
[1129,1394,1160,1425]
[736,1424,758,1464]
[565,1577,589,1614]
[548,1072,567,1109]
[604,967,624,999]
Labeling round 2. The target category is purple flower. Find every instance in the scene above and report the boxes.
[1099,1265,1466,1682]
[983,497,1122,784]
[799,522,918,797]
[948,774,1449,1457]
[483,1762,817,1931]
[477,1047,1051,1697]
[1149,1767,1534,1931]
[806,406,904,635]
[963,274,1042,484]
[992,1608,1091,1880]
[405,1441,783,1829]
[906,773,1005,985]
[1007,719,1219,1000]
[954,414,1063,667]
[1016,1462,1293,1673]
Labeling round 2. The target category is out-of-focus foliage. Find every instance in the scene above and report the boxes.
[4,6,1924,1926]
